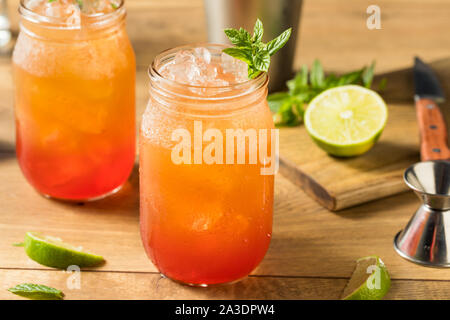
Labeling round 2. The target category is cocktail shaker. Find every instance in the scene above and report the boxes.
[203,0,302,92]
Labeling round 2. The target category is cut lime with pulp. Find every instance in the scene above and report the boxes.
[304,85,388,157]
[24,232,105,269]
[341,255,391,300]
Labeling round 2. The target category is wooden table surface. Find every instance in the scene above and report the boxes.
[1,0,450,300]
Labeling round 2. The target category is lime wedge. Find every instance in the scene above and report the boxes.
[304,85,388,157]
[24,232,105,269]
[341,255,391,300]
[8,283,64,300]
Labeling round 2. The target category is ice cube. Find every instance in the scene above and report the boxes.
[221,52,248,82]
[81,0,116,15]
[204,64,218,81]
[65,4,81,27]
[174,50,196,65]
[26,0,45,11]
[44,1,62,17]
[159,47,246,88]
[37,0,81,27]
[193,47,211,65]
[161,50,205,85]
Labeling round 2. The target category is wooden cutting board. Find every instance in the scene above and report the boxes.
[278,59,450,211]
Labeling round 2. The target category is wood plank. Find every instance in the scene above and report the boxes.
[2,269,450,300]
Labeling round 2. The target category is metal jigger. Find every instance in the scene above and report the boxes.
[394,161,450,267]
[394,57,450,267]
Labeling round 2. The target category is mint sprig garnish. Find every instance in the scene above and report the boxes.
[8,283,64,300]
[223,19,292,79]
[269,60,387,126]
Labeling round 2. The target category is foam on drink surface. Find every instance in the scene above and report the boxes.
[159,47,249,87]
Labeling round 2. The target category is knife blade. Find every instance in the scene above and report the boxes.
[414,57,445,103]
[413,57,450,161]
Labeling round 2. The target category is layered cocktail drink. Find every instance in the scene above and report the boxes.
[13,0,135,200]
[140,45,276,285]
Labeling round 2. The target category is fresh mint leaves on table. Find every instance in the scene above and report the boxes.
[8,283,64,300]
[223,19,292,79]
[269,60,387,126]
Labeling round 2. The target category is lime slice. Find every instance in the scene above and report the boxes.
[24,232,105,269]
[341,255,391,300]
[304,85,388,157]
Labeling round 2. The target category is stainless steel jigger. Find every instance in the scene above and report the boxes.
[394,57,450,267]
[394,161,450,267]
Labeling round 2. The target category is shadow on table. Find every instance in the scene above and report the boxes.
[49,162,140,216]
[335,191,419,221]
[372,56,450,105]
[0,140,15,161]
[328,140,419,173]
[149,273,341,300]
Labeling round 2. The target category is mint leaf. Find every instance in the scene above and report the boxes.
[268,92,290,113]
[310,59,324,88]
[362,61,376,88]
[287,65,309,94]
[248,68,262,79]
[224,29,244,46]
[337,70,363,86]
[378,77,387,91]
[222,47,252,65]
[8,284,64,300]
[299,65,309,88]
[266,28,292,56]
[253,19,264,42]
[252,49,270,72]
[224,28,251,47]
[223,19,292,79]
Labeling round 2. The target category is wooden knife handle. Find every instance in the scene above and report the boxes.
[415,98,450,161]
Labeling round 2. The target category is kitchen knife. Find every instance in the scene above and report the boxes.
[413,57,450,160]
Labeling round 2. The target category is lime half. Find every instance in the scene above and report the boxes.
[24,232,105,269]
[341,255,391,300]
[304,85,388,157]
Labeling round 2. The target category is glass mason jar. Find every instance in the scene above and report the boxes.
[13,0,136,201]
[140,44,276,286]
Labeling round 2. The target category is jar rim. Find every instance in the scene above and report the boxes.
[19,0,125,29]
[148,43,268,102]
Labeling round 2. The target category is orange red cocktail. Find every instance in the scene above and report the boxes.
[140,45,275,285]
[13,0,135,200]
